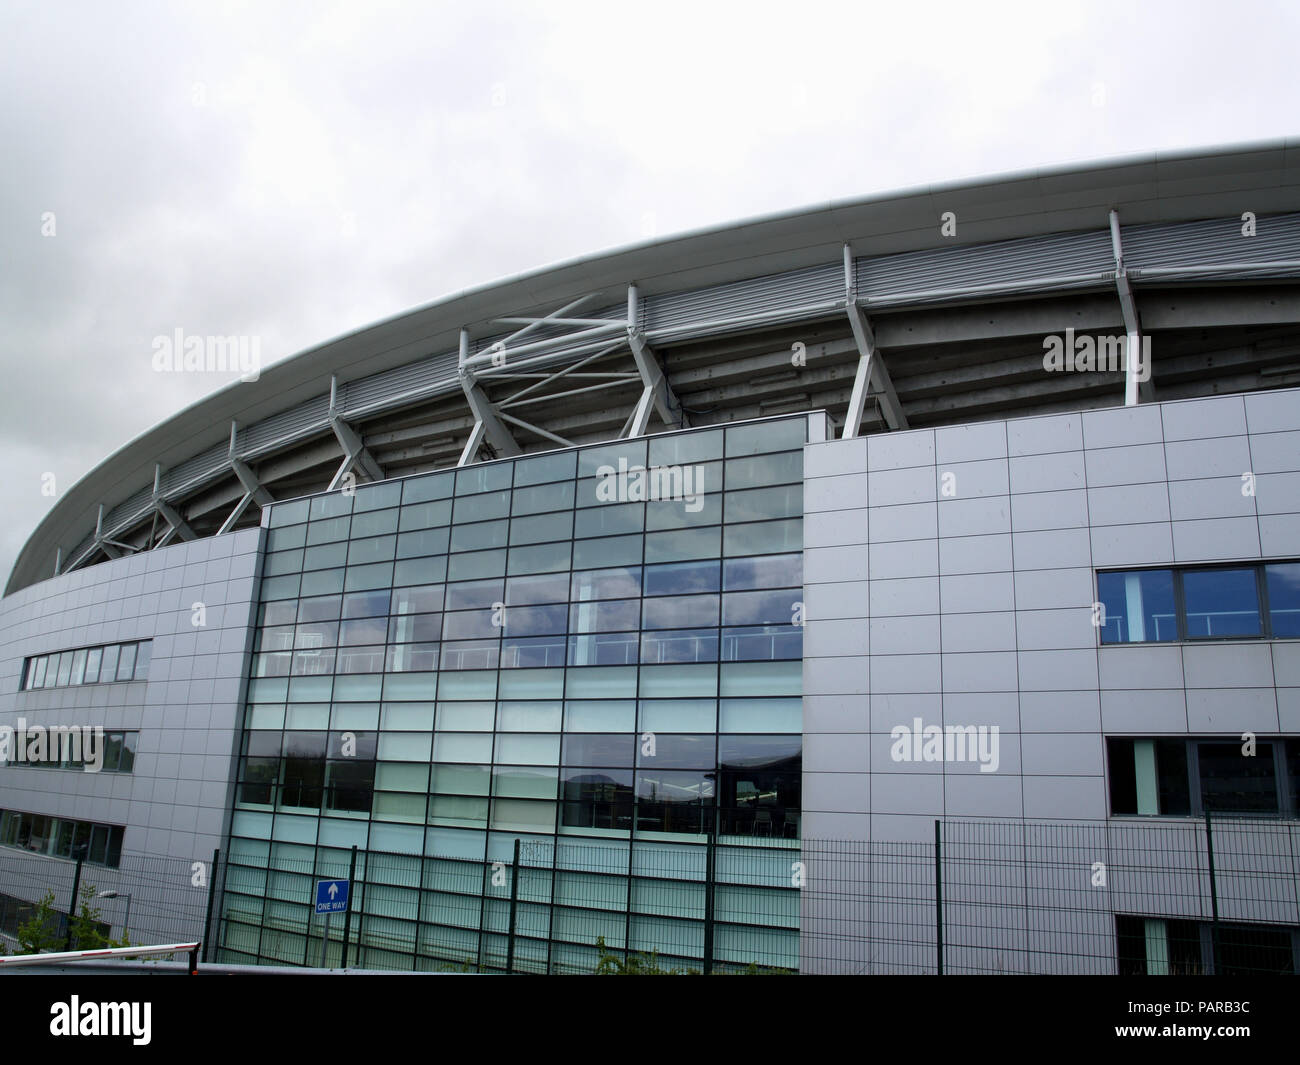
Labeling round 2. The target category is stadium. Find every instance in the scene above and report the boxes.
[1,139,1299,974]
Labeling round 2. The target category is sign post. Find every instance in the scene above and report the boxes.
[314,878,350,969]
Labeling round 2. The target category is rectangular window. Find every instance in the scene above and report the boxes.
[0,809,125,867]
[100,644,120,683]
[84,647,102,684]
[133,641,152,680]
[1265,562,1300,637]
[115,643,137,681]
[1099,561,1298,642]
[1182,568,1261,638]
[1097,569,1176,643]
[1117,915,1296,976]
[1197,741,1277,813]
[20,642,150,691]
[1108,737,1299,816]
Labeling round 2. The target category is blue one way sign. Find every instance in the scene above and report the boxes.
[315,878,350,915]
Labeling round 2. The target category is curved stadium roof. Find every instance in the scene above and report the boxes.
[9,138,1300,594]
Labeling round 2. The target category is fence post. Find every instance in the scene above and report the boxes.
[64,847,86,951]
[1204,809,1220,975]
[476,857,490,972]
[201,847,220,963]
[703,802,717,976]
[506,838,521,974]
[934,819,943,976]
[341,844,357,969]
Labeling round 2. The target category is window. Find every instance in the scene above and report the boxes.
[1098,562,1298,643]
[0,810,125,868]
[1117,915,1297,975]
[562,768,633,829]
[1108,737,1300,816]
[1097,569,1177,643]
[1266,562,1300,637]
[1182,568,1260,638]
[19,642,152,692]
[0,730,137,772]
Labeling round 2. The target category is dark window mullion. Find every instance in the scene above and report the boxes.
[1187,740,1203,816]
[1273,740,1291,817]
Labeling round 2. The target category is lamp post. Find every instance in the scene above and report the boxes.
[95,890,132,939]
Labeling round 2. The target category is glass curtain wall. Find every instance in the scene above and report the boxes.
[218,415,807,973]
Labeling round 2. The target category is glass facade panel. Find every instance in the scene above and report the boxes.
[223,415,806,971]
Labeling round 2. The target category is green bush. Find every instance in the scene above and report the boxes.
[10,884,128,956]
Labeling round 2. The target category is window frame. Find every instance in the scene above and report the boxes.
[1098,560,1297,645]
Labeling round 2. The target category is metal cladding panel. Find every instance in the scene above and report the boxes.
[100,483,156,538]
[239,396,332,459]
[856,229,1115,306]
[340,352,460,420]
[643,263,844,341]
[1123,211,1300,276]
[160,441,232,499]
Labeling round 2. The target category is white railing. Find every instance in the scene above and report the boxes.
[0,941,200,968]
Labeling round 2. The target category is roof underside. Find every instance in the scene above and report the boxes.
[9,139,1300,595]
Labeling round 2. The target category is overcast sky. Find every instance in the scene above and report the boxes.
[2,0,1297,584]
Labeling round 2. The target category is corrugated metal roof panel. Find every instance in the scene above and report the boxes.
[240,396,332,459]
[1123,211,1300,275]
[857,229,1115,305]
[644,263,843,340]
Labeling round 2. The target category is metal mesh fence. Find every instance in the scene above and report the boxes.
[0,846,213,952]
[1,815,1295,974]
[801,816,1300,975]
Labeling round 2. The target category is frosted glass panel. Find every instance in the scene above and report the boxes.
[639,664,718,698]
[498,668,565,699]
[565,666,637,698]
[639,699,717,732]
[497,700,563,732]
[376,763,430,792]
[719,660,801,697]
[496,733,561,766]
[381,702,436,731]
[563,700,637,732]
[231,811,273,840]
[378,733,432,762]
[285,703,330,729]
[333,674,383,702]
[436,702,495,731]
[374,792,428,823]
[332,703,380,730]
[248,704,285,729]
[433,733,494,763]
[718,698,801,732]
[383,673,438,701]
[438,672,498,701]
